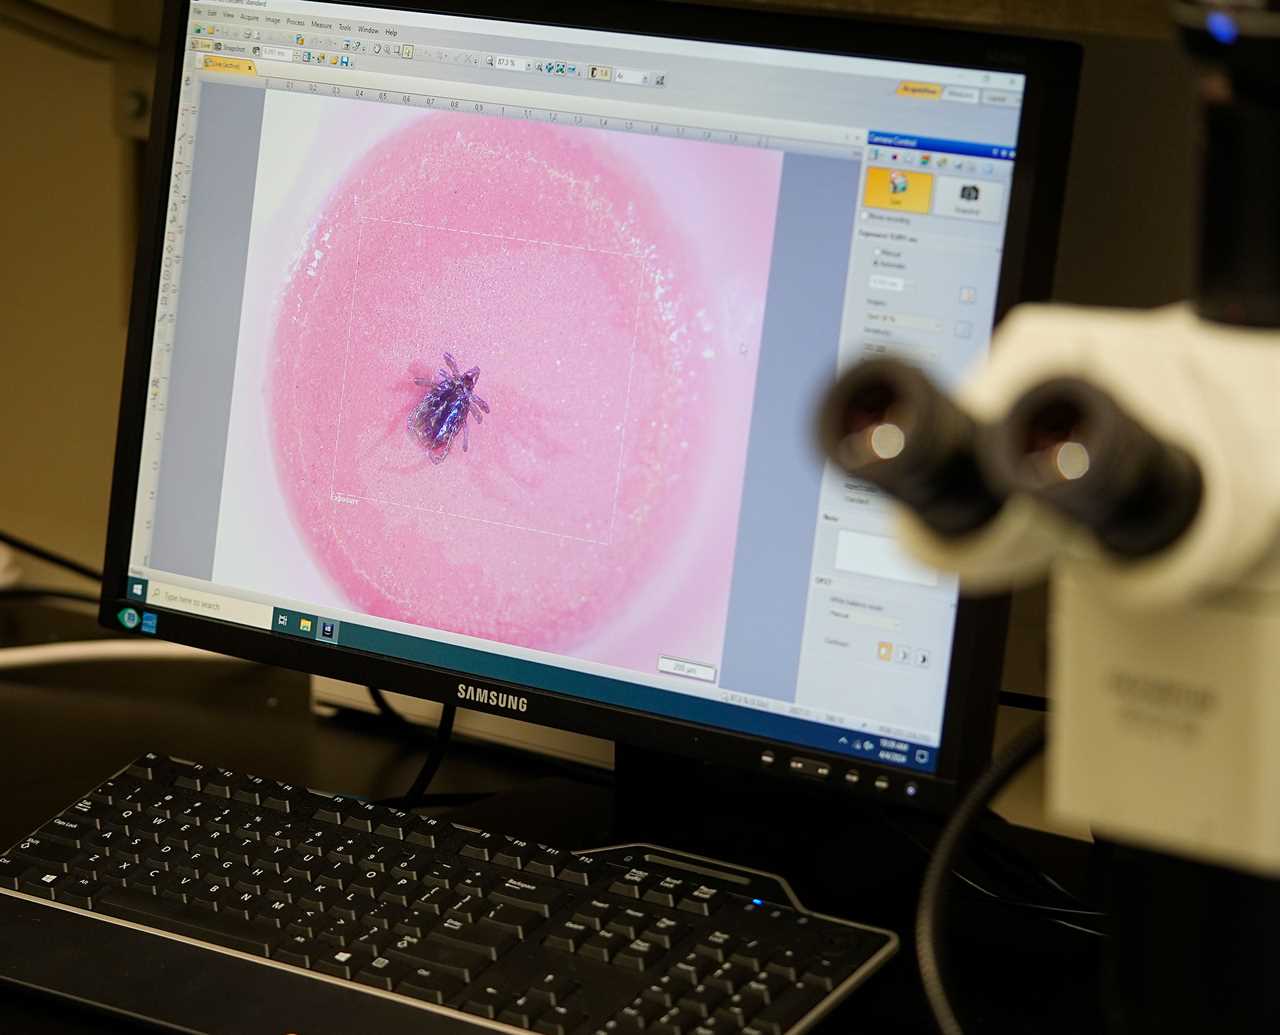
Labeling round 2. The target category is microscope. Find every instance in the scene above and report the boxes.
[819,2,1280,1030]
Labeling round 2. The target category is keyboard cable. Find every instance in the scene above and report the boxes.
[0,529,103,583]
[916,716,1048,1035]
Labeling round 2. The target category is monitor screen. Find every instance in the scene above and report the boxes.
[120,0,1032,781]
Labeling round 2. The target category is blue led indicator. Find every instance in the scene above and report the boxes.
[752,898,764,906]
[1206,11,1239,45]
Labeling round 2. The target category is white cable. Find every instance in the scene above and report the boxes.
[0,545,21,590]
[0,640,251,672]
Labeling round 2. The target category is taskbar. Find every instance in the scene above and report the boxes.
[114,576,940,775]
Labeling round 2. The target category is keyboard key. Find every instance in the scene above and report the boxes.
[273,934,323,968]
[454,868,493,901]
[678,885,723,917]
[463,983,508,1019]
[490,877,565,918]
[571,898,612,931]
[643,917,686,949]
[695,930,736,963]
[614,938,662,972]
[643,876,685,909]
[485,902,541,939]
[18,867,65,899]
[395,965,465,1005]
[348,871,388,900]
[543,920,588,953]
[373,810,410,840]
[493,838,534,870]
[444,894,484,924]
[318,916,358,946]
[556,854,601,887]
[202,770,235,798]
[355,956,408,990]
[126,753,166,781]
[579,929,622,963]
[800,955,859,992]
[641,974,692,1009]
[410,886,450,916]
[13,836,80,872]
[342,801,383,833]
[707,962,755,994]
[313,948,359,979]
[525,847,564,878]
[533,1005,588,1035]
[42,816,92,847]
[312,796,353,825]
[348,929,387,958]
[0,855,25,889]
[460,832,496,862]
[608,867,650,900]
[651,1007,701,1035]
[172,764,205,792]
[528,971,579,1006]
[405,818,446,849]
[617,999,665,1030]
[744,985,824,1035]
[717,987,768,1028]
[59,877,103,909]
[262,783,303,814]
[500,993,546,1029]
[679,982,727,1018]
[97,887,274,957]
[674,951,716,983]
[607,907,650,940]
[429,918,518,961]
[386,935,489,983]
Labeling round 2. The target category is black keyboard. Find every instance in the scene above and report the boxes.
[0,753,897,1034]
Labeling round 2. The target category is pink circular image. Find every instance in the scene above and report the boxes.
[269,111,776,661]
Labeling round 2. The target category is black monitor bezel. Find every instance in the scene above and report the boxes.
[101,0,1078,810]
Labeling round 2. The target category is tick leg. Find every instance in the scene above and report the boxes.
[463,422,470,453]
[473,395,489,414]
[471,407,483,425]
[443,353,459,376]
[413,377,433,387]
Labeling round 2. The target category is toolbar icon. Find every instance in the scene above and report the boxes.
[295,34,304,45]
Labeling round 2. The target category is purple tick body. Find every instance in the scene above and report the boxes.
[407,352,490,465]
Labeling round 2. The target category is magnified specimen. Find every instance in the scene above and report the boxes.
[406,352,490,465]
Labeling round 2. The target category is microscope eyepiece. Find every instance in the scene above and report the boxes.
[818,358,1005,538]
[983,378,1203,558]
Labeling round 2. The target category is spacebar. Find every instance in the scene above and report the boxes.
[96,887,274,957]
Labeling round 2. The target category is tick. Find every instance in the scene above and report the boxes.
[406,352,490,464]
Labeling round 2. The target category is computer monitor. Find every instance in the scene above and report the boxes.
[102,0,1078,810]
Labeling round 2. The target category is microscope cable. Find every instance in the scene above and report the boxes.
[917,717,1048,1035]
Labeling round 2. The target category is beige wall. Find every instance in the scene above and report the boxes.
[0,0,136,588]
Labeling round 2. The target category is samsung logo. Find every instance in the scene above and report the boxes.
[457,683,528,713]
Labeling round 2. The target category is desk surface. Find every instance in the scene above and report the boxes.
[0,605,1103,1033]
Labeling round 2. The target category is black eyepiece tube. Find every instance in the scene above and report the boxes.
[982,378,1202,558]
[817,358,1005,538]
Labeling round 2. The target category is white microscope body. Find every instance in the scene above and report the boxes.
[898,302,1280,875]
